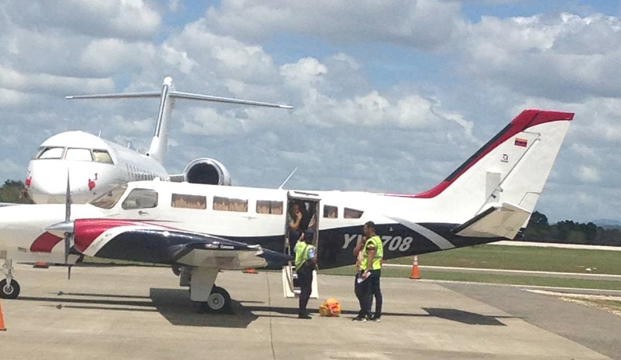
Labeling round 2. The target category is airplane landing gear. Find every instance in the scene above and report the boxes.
[201,286,231,313]
[1,259,20,299]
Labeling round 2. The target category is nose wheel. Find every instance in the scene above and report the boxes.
[1,259,19,299]
[200,286,231,313]
[0,279,20,299]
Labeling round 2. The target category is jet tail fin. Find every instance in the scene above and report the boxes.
[66,77,292,163]
[454,202,530,240]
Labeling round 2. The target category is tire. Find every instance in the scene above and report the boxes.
[201,286,231,313]
[172,265,182,276]
[0,279,20,299]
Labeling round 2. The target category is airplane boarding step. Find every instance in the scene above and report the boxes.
[282,265,318,299]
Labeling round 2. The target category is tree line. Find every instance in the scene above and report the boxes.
[0,180,618,246]
[522,211,620,246]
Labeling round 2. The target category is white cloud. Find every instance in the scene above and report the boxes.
[3,0,161,41]
[205,0,463,50]
[576,165,600,183]
[459,13,621,101]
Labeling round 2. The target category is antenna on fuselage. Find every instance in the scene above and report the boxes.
[66,76,293,164]
[278,167,298,190]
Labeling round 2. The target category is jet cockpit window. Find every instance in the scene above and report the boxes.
[65,148,93,161]
[90,184,128,209]
[122,188,159,210]
[37,147,65,160]
[344,208,364,219]
[93,150,114,164]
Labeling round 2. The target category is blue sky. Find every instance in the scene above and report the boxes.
[1,0,621,223]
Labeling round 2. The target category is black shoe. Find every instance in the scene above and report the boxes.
[370,315,381,322]
[298,314,312,319]
[352,316,367,322]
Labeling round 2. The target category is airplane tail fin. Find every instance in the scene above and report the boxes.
[407,109,574,228]
[67,77,292,163]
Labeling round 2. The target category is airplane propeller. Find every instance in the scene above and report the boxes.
[64,170,72,280]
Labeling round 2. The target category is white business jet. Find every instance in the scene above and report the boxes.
[0,109,574,313]
[25,76,292,204]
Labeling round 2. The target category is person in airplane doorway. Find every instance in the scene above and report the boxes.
[295,230,317,319]
[353,221,383,322]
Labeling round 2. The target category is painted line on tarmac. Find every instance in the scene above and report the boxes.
[417,278,621,296]
[490,241,621,251]
[383,264,621,280]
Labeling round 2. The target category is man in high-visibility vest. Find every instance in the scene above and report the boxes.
[352,221,383,322]
[295,230,317,319]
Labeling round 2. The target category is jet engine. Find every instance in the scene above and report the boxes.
[182,158,232,186]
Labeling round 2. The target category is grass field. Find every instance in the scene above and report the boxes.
[388,244,621,275]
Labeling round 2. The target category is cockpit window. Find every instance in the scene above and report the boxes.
[93,150,114,164]
[65,148,93,161]
[37,147,65,160]
[90,184,128,209]
[122,188,158,210]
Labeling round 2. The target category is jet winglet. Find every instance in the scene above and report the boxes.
[453,203,530,240]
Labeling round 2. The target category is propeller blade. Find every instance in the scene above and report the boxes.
[64,170,73,281]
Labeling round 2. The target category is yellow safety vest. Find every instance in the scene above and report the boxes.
[294,242,315,271]
[360,235,383,271]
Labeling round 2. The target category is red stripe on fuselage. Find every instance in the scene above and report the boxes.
[73,219,173,253]
[30,232,63,253]
[387,109,574,199]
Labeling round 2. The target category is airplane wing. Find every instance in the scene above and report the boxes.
[453,202,531,239]
[70,219,291,269]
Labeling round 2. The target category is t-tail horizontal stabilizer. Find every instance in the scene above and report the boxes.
[453,203,530,240]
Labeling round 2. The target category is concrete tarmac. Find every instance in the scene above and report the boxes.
[0,264,617,360]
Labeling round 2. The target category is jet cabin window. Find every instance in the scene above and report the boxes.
[344,208,364,219]
[213,196,248,212]
[90,184,128,209]
[323,205,338,218]
[65,148,93,161]
[36,147,65,159]
[122,188,158,210]
[93,150,113,164]
[256,200,283,215]
[172,194,207,210]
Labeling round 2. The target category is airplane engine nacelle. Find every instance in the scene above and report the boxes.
[183,158,232,186]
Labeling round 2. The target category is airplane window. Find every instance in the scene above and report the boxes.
[93,150,114,164]
[213,196,248,212]
[32,147,45,160]
[172,194,207,210]
[344,208,364,219]
[323,205,338,218]
[90,184,128,209]
[65,148,93,161]
[256,200,283,215]
[122,188,158,210]
[37,147,65,160]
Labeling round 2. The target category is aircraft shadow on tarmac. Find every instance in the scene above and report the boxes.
[17,290,517,328]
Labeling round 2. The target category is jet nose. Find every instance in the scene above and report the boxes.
[27,162,89,204]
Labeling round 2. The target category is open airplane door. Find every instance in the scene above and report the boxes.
[282,191,320,299]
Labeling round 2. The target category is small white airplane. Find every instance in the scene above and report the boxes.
[25,76,292,204]
[0,109,574,313]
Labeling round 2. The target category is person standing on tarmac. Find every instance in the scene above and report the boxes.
[352,221,383,322]
[295,230,317,319]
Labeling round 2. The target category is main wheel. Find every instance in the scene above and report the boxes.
[0,279,20,299]
[201,286,231,313]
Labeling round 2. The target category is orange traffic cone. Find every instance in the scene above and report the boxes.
[243,268,257,274]
[409,256,420,280]
[0,298,6,331]
[33,261,49,269]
